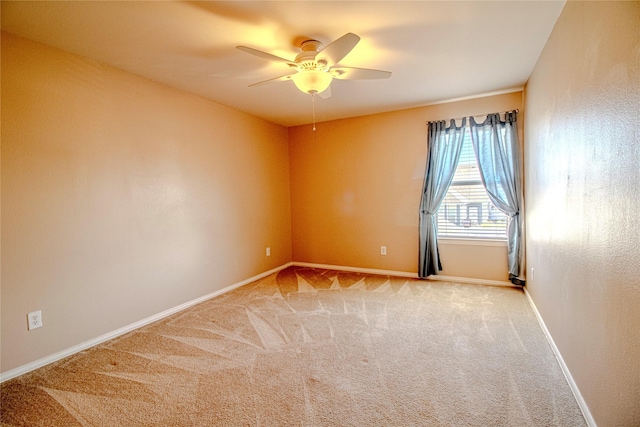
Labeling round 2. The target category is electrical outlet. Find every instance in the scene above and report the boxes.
[28,310,43,330]
[380,246,387,255]
[530,267,535,283]
[266,247,271,257]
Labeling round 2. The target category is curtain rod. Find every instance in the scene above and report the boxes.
[425,109,519,125]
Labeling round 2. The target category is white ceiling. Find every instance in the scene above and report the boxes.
[1,1,565,127]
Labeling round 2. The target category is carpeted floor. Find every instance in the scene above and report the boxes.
[1,266,586,426]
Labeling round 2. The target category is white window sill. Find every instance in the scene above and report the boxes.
[438,238,507,247]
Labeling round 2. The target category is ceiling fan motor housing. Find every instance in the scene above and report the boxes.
[295,40,328,71]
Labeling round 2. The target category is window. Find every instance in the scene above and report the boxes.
[436,128,508,240]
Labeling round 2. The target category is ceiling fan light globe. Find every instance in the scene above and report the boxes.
[292,71,332,95]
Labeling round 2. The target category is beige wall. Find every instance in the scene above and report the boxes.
[524,2,640,426]
[288,92,522,281]
[1,33,292,373]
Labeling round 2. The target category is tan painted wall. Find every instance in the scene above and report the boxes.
[524,2,640,425]
[289,92,522,281]
[1,33,292,373]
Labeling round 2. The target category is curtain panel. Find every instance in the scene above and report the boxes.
[469,111,524,282]
[418,119,466,278]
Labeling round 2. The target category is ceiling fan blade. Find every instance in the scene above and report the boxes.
[315,33,360,66]
[236,46,297,67]
[318,85,332,99]
[248,73,296,87]
[331,67,392,80]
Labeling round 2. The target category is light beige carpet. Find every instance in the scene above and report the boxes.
[1,266,586,426]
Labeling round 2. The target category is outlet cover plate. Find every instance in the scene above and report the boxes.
[28,310,43,330]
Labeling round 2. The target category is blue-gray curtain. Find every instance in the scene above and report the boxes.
[419,119,466,278]
[469,111,523,281]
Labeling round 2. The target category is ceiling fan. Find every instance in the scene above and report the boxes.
[236,33,391,97]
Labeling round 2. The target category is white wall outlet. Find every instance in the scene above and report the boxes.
[28,310,43,330]
[530,267,535,283]
[380,246,387,255]
[266,247,271,257]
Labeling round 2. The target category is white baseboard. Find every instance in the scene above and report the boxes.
[291,262,516,287]
[292,262,419,278]
[523,288,596,427]
[0,263,293,383]
[0,261,532,384]
[426,274,514,287]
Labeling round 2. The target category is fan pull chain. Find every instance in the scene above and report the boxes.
[312,92,317,131]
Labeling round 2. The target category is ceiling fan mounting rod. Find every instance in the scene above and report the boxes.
[300,39,323,52]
